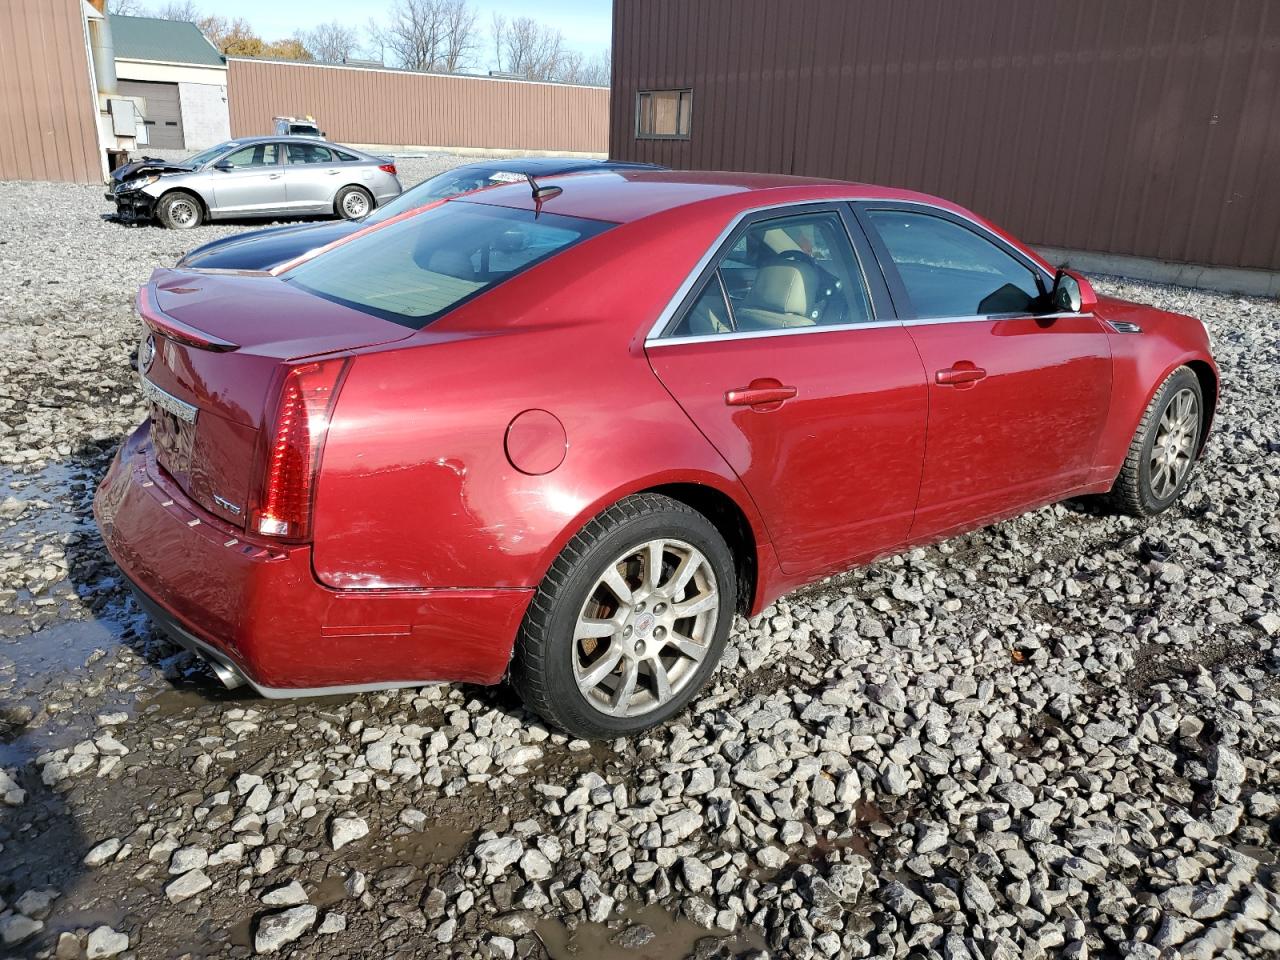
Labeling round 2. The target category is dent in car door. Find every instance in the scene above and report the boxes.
[209,143,286,215]
[857,204,1113,540]
[646,207,929,577]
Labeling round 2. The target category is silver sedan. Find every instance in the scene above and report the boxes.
[106,136,403,230]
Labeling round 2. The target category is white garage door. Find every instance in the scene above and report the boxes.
[118,80,185,150]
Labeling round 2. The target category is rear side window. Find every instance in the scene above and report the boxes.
[334,150,360,161]
[287,143,333,164]
[866,210,1046,318]
[669,211,873,337]
[285,202,614,329]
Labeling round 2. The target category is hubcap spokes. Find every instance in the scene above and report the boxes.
[1149,388,1199,500]
[344,194,368,217]
[572,538,719,718]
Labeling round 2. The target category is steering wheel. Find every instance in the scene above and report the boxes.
[775,248,818,266]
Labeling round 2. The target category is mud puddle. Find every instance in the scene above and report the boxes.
[536,903,767,960]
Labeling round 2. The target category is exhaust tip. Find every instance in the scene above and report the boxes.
[204,653,247,690]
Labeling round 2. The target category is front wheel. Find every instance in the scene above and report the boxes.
[511,494,736,740]
[156,191,202,229]
[1108,366,1204,516]
[334,185,373,220]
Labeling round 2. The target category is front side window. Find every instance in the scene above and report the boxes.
[287,143,333,164]
[285,202,614,329]
[637,89,692,139]
[669,211,873,337]
[222,143,279,168]
[866,210,1047,318]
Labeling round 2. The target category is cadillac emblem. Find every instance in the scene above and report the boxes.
[140,333,157,373]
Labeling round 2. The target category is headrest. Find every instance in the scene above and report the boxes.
[745,262,820,316]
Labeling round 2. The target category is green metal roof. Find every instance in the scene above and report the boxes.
[109,14,225,68]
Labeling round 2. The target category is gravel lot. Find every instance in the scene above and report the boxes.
[1,155,1278,960]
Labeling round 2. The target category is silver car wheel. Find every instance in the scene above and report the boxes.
[169,197,198,227]
[1148,387,1200,500]
[572,538,719,718]
[341,190,370,219]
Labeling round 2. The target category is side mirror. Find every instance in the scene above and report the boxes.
[213,160,234,172]
[1051,269,1082,312]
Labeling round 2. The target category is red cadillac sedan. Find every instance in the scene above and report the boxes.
[94,171,1217,739]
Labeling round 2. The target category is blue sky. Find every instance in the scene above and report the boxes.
[211,0,612,58]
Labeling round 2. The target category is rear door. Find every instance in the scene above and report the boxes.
[284,142,341,211]
[855,203,1112,539]
[209,142,286,215]
[646,206,929,577]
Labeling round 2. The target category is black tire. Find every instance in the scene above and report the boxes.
[511,493,737,740]
[156,191,202,230]
[1107,365,1204,517]
[334,185,373,220]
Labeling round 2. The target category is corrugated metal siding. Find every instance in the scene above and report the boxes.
[0,0,102,183]
[611,0,1280,271]
[228,59,609,154]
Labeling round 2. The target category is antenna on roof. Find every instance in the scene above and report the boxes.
[526,174,562,215]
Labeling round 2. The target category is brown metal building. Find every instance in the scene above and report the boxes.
[0,0,103,183]
[228,59,609,154]
[610,0,1280,274]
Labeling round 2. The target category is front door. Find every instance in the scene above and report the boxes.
[856,204,1113,540]
[646,207,929,577]
[210,142,286,215]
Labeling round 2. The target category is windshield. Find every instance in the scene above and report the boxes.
[285,202,614,329]
[367,168,536,223]
[181,141,237,168]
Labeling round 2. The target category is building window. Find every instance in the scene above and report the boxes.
[637,89,692,139]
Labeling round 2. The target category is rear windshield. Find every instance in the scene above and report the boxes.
[367,169,532,222]
[285,202,614,328]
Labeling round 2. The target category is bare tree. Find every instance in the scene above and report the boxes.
[491,14,566,82]
[152,0,202,20]
[301,20,363,63]
[106,0,147,14]
[370,0,479,73]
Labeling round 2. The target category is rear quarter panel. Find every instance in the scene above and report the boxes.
[310,208,771,593]
[1090,297,1218,482]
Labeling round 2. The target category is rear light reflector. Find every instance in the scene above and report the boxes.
[251,358,348,540]
[379,163,397,175]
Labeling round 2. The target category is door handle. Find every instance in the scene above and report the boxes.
[327,170,341,175]
[268,173,282,179]
[725,379,797,407]
[935,363,987,387]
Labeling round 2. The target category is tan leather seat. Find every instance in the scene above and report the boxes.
[683,289,732,335]
[734,263,821,331]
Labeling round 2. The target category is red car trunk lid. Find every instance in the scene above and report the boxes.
[138,269,413,528]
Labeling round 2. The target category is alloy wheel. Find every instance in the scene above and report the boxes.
[170,199,197,227]
[342,191,370,218]
[1148,387,1200,500]
[572,538,720,718]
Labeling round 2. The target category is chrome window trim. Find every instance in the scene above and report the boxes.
[655,318,905,347]
[643,197,1063,348]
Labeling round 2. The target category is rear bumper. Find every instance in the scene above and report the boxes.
[94,422,532,693]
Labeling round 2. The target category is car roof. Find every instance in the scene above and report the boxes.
[228,135,356,148]
[453,169,954,225]
[451,156,663,176]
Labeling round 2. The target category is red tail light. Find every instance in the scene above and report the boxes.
[251,358,348,540]
[379,163,397,175]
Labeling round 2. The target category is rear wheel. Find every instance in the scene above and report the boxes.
[511,494,736,740]
[335,185,373,220]
[156,191,202,230]
[1108,366,1203,516]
